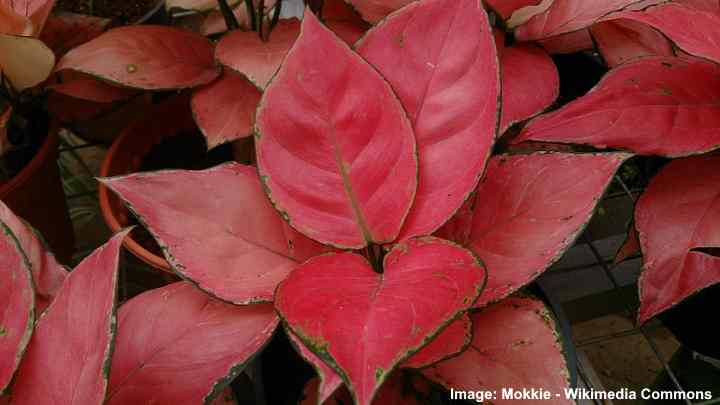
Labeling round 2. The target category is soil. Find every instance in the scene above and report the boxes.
[0,108,49,184]
[55,0,161,25]
[127,131,234,256]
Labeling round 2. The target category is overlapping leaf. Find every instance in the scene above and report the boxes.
[0,216,34,394]
[0,34,55,90]
[604,0,720,64]
[0,0,55,35]
[356,0,499,241]
[515,57,720,157]
[101,163,326,305]
[216,19,301,89]
[305,372,432,405]
[537,29,594,54]
[256,10,417,249]
[50,73,137,103]
[0,202,66,313]
[57,26,219,90]
[276,237,486,405]
[10,230,129,405]
[0,2,31,35]
[499,44,559,134]
[485,0,549,26]
[191,69,262,148]
[467,152,630,308]
[635,156,720,324]
[591,19,674,67]
[344,0,415,23]
[423,296,573,405]
[39,12,110,58]
[107,282,279,404]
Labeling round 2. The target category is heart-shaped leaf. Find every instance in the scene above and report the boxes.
[515,0,662,41]
[423,296,573,405]
[107,282,279,404]
[515,57,720,157]
[101,163,327,305]
[216,19,300,90]
[276,237,486,405]
[10,230,129,405]
[635,155,720,324]
[0,33,55,90]
[343,0,415,23]
[0,202,66,313]
[499,44,559,134]
[256,9,417,249]
[468,152,630,308]
[0,215,35,395]
[50,73,137,103]
[603,1,720,65]
[591,19,674,67]
[40,12,110,58]
[356,0,499,241]
[191,69,262,149]
[290,313,472,403]
[57,25,219,90]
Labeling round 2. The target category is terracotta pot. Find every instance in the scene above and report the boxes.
[98,95,195,273]
[0,123,75,263]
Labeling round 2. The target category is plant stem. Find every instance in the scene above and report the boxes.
[258,0,265,40]
[270,0,282,29]
[245,0,257,30]
[217,0,240,30]
[366,243,384,274]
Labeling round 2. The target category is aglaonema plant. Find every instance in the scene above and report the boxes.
[3,0,720,404]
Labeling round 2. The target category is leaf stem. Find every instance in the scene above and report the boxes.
[245,0,257,30]
[366,243,384,274]
[270,0,282,30]
[258,0,265,40]
[217,0,240,30]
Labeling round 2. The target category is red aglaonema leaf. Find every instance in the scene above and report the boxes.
[10,230,129,405]
[324,0,369,45]
[344,0,415,23]
[537,29,594,54]
[290,313,472,403]
[603,1,720,65]
[50,73,137,103]
[191,70,262,149]
[423,296,573,405]
[56,25,219,90]
[0,215,35,394]
[515,57,720,157]
[591,19,674,67]
[0,2,31,35]
[0,201,66,313]
[256,10,417,249]
[2,0,55,35]
[107,282,279,404]
[635,156,720,324]
[0,33,55,90]
[216,19,300,90]
[468,152,630,308]
[356,0,499,241]
[484,0,544,22]
[499,44,559,134]
[615,220,640,264]
[39,12,110,57]
[514,0,661,41]
[101,163,327,305]
[275,237,486,405]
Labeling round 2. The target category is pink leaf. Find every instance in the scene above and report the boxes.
[10,230,129,405]
[324,0,370,44]
[40,12,110,58]
[423,296,573,405]
[107,282,279,404]
[101,163,327,305]
[0,201,66,313]
[602,1,720,64]
[537,29,594,54]
[591,19,674,67]
[0,212,35,394]
[515,56,720,157]
[216,19,300,90]
[50,73,137,103]
[0,0,55,35]
[290,313,472,402]
[0,3,31,35]
[515,0,650,41]
[191,69,262,148]
[356,0,499,241]
[256,10,417,249]
[468,153,630,308]
[344,0,416,23]
[485,0,544,21]
[636,156,720,324]
[57,25,219,90]
[499,44,559,134]
[275,237,486,405]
